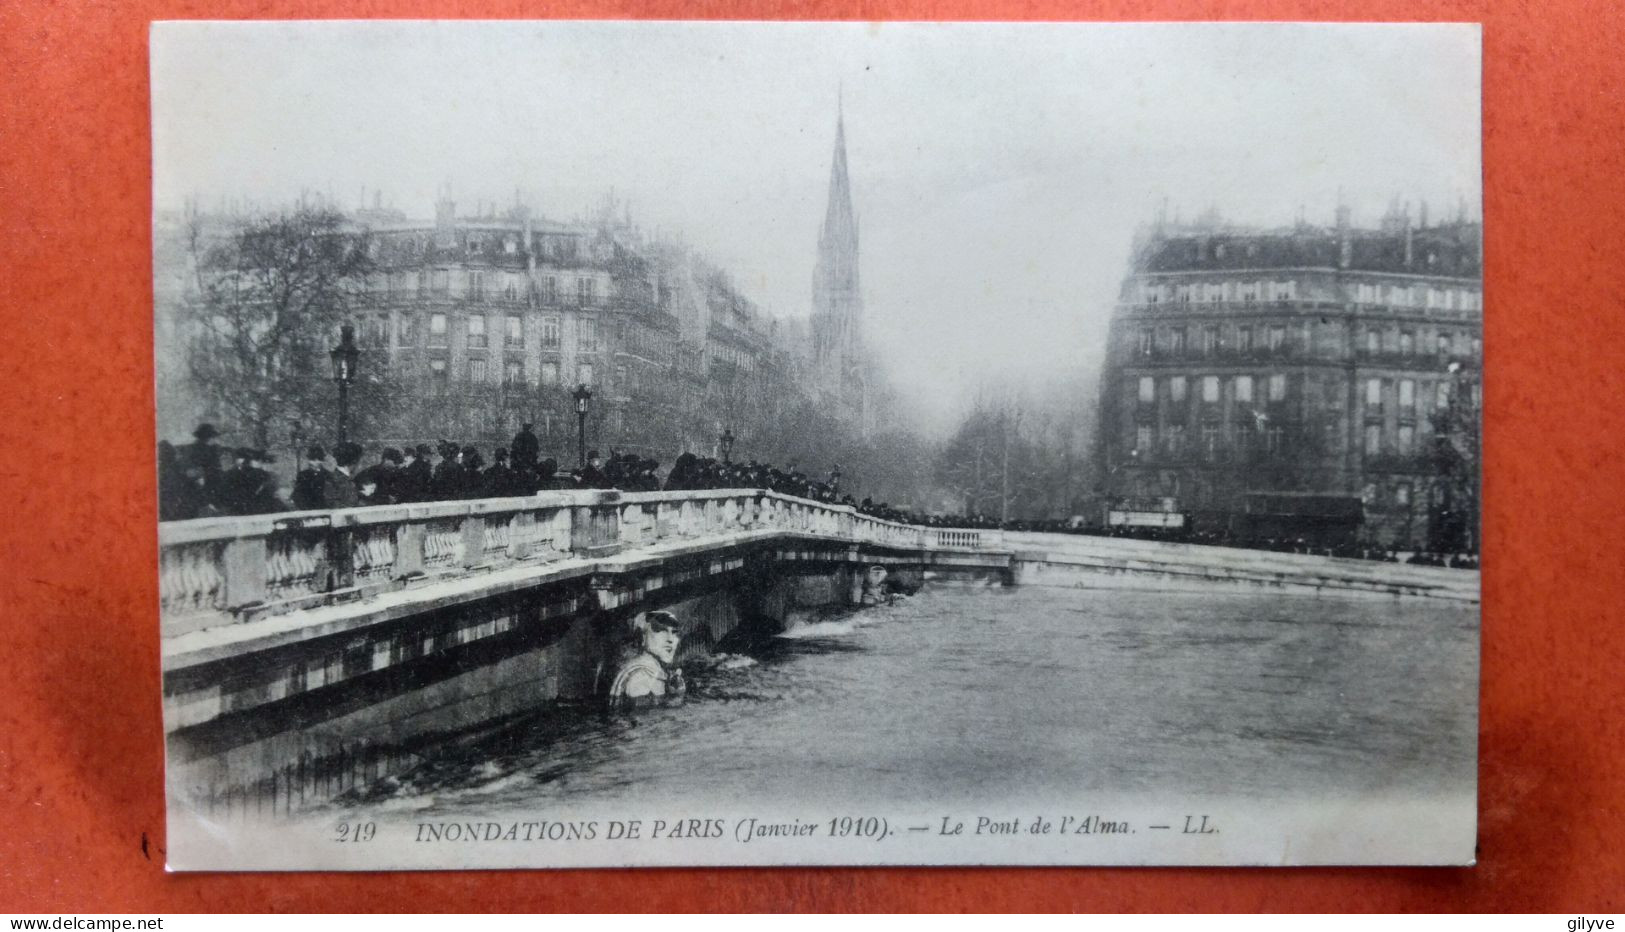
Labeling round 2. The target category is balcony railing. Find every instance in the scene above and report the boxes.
[1353,349,1464,369]
[1129,344,1306,364]
[1117,300,1345,316]
[1362,453,1432,474]
[157,490,1005,637]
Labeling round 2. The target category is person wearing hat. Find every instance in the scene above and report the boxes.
[534,456,564,492]
[159,439,221,521]
[458,445,485,498]
[180,423,226,508]
[326,441,362,508]
[431,440,466,501]
[291,445,331,510]
[606,610,687,711]
[510,423,540,472]
[156,441,192,521]
[355,447,402,505]
[480,447,517,498]
[575,449,608,490]
[219,447,284,515]
[632,457,662,492]
[395,444,433,503]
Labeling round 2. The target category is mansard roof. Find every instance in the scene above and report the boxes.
[1136,223,1482,279]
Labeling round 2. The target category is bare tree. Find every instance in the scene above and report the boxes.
[180,206,372,447]
[1427,363,1481,553]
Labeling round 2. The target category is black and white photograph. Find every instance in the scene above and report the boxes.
[151,20,1482,869]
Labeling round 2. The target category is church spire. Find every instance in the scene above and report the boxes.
[821,99,857,252]
[812,97,864,404]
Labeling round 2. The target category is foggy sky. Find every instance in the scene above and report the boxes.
[152,21,1481,432]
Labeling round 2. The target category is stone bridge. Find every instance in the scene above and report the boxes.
[157,489,1012,816]
[157,487,1474,818]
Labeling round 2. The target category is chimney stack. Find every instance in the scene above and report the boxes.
[1335,198,1352,269]
[434,191,456,247]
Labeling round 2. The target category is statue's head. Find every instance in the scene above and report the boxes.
[637,611,682,666]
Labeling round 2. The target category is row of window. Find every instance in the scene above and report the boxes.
[1136,373,1285,405]
[422,357,608,389]
[1354,282,1480,311]
[413,355,657,393]
[1136,279,1481,311]
[1135,373,1473,412]
[1131,322,1482,359]
[1133,423,1289,459]
[1130,420,1427,460]
[709,342,757,371]
[1135,322,1295,356]
[1359,328,1481,358]
[1141,280,1297,304]
[1363,377,1450,411]
[362,313,599,353]
[1121,476,1420,510]
[365,269,604,305]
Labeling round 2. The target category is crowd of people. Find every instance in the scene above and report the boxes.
[159,422,912,523]
[156,421,1480,570]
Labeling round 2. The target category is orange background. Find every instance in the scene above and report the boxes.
[1,0,1620,912]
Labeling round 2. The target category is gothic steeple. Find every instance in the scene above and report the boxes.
[812,99,863,386]
[820,101,858,259]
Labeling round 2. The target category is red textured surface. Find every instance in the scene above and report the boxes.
[0,0,1620,913]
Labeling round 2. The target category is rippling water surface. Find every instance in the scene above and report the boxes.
[373,585,1478,812]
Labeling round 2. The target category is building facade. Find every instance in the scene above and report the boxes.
[1097,205,1482,550]
[340,199,681,454]
[157,108,879,470]
[155,107,898,491]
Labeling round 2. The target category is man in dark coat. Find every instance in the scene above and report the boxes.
[355,448,401,505]
[327,441,362,508]
[632,458,662,492]
[219,447,284,515]
[431,440,466,500]
[179,423,226,509]
[480,448,518,497]
[574,449,608,489]
[511,423,540,472]
[459,445,485,499]
[157,441,193,521]
[395,444,433,503]
[534,457,564,492]
[291,446,331,510]
[356,458,388,506]
[664,452,696,491]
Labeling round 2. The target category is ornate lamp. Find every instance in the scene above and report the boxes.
[329,324,360,444]
[572,383,593,467]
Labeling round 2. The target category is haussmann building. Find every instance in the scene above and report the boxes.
[1096,204,1482,551]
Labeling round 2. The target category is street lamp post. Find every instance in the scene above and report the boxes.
[720,427,736,464]
[1100,448,1139,524]
[830,464,842,497]
[572,383,593,468]
[290,421,305,484]
[328,324,360,445]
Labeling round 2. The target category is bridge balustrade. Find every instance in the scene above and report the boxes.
[930,528,1002,550]
[158,489,1003,637]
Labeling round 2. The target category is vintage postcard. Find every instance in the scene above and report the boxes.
[151,20,1482,869]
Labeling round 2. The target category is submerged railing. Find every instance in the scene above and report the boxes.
[158,489,1004,636]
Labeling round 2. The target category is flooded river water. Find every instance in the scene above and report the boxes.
[367,583,1478,814]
